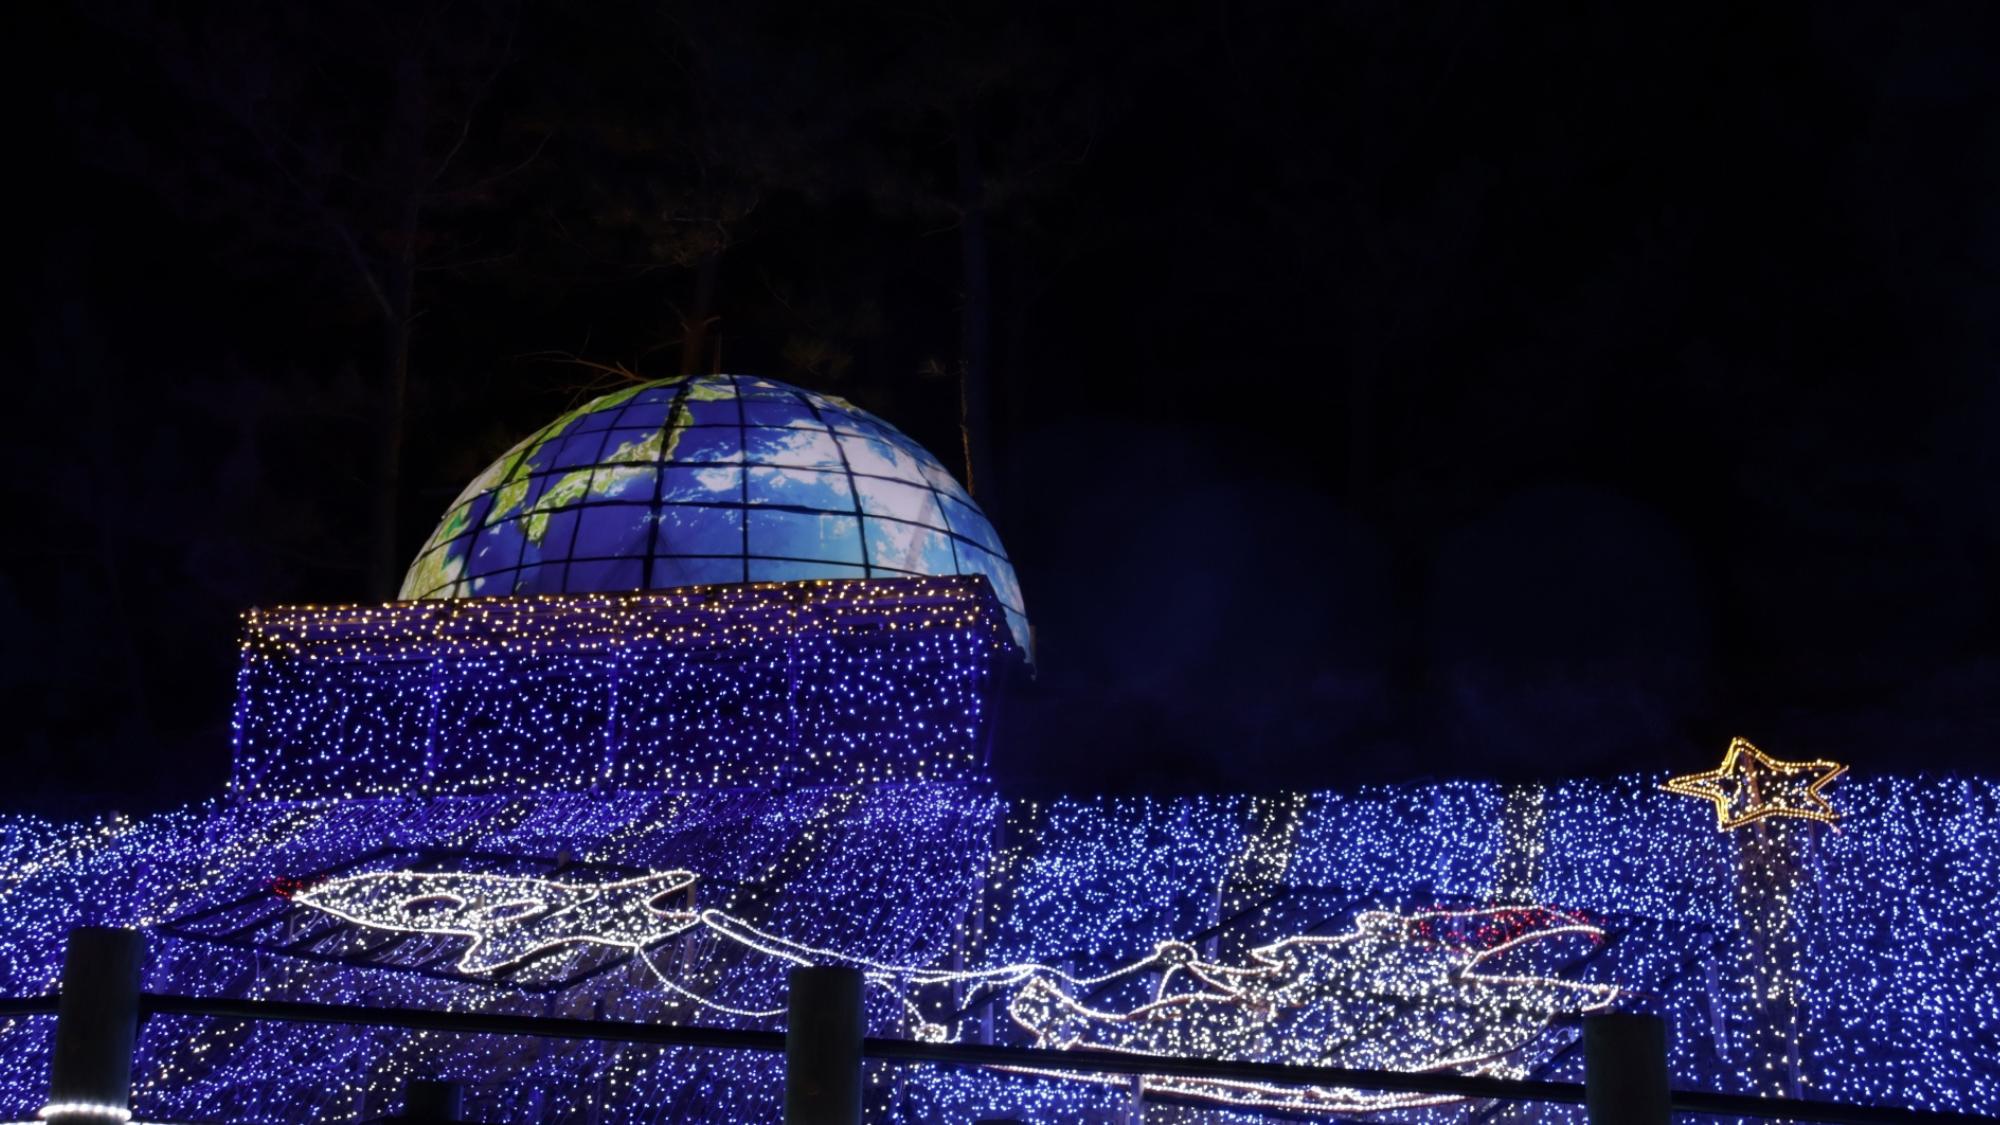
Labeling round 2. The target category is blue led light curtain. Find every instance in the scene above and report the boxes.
[0,777,1994,1122]
[230,579,1015,800]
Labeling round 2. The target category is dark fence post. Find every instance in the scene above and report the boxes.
[43,926,145,1125]
[785,966,862,1125]
[1584,1012,1669,1125]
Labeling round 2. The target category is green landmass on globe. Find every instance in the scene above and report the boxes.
[398,374,1030,655]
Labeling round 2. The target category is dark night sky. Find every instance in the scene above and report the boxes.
[7,1,1999,810]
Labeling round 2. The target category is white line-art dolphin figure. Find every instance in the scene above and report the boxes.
[288,869,700,973]
[291,871,1616,1116]
[1002,905,1618,1114]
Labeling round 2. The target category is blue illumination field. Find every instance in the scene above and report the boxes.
[0,775,1993,1122]
[229,579,1018,799]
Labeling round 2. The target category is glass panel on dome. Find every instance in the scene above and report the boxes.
[401,545,452,597]
[742,400,823,429]
[917,456,969,499]
[582,389,646,427]
[585,464,656,504]
[654,504,744,557]
[746,509,863,564]
[547,429,612,469]
[747,466,853,512]
[596,428,663,465]
[511,563,566,596]
[564,557,644,591]
[747,427,845,470]
[629,380,687,406]
[748,559,867,583]
[465,522,526,578]
[458,492,497,537]
[836,433,921,480]
[564,403,622,433]
[660,465,741,503]
[516,509,580,565]
[811,405,857,430]
[508,471,565,514]
[1006,608,1031,651]
[825,412,888,439]
[939,496,1006,557]
[854,475,944,527]
[864,518,959,574]
[651,555,743,588]
[680,396,739,426]
[670,426,746,464]
[734,377,791,397]
[422,500,475,552]
[955,542,1023,610]
[571,504,653,559]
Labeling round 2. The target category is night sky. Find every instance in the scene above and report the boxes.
[9,1,1999,811]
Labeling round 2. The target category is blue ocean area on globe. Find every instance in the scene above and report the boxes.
[400,374,1030,654]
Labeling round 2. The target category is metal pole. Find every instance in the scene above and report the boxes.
[43,927,145,1125]
[1584,1012,1669,1125]
[785,966,862,1125]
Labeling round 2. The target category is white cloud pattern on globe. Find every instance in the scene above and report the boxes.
[401,375,1029,653]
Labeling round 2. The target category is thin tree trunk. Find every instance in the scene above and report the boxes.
[678,248,720,376]
[367,55,427,601]
[956,106,994,506]
[371,265,414,601]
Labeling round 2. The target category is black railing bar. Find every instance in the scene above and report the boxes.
[8,993,1995,1125]
[1671,1088,2000,1125]
[859,1036,1585,1104]
[129,995,1590,1107]
[139,995,785,1055]
[0,996,56,1017]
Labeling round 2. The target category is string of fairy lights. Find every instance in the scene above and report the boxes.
[0,773,1994,1122]
[284,864,1619,1108]
[232,577,1017,800]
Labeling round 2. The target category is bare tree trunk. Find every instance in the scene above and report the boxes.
[366,55,427,602]
[956,106,994,506]
[371,277,412,601]
[678,248,721,376]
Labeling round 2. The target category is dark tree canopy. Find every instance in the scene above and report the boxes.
[9,0,2000,809]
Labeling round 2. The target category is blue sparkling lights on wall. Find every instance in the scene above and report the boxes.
[231,577,1019,800]
[0,775,1994,1122]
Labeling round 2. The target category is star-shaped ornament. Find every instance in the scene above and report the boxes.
[1663,738,1847,831]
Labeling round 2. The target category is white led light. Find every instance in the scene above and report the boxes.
[291,869,701,974]
[297,868,1615,1114]
[36,1103,132,1123]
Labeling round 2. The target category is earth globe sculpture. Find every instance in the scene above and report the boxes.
[400,373,1030,654]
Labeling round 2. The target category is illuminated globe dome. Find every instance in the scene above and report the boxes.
[401,374,1030,652]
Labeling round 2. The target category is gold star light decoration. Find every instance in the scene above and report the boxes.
[1663,737,1849,831]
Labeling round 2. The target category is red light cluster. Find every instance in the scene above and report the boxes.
[269,874,326,899]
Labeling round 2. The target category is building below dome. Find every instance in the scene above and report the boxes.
[400,374,1030,656]
[230,575,1019,800]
